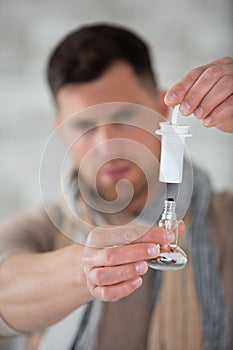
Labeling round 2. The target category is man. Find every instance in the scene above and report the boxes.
[0,24,232,350]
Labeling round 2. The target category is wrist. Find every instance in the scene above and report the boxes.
[63,243,92,306]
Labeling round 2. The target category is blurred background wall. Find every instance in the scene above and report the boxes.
[0,0,232,349]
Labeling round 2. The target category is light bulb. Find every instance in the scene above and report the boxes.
[148,198,188,271]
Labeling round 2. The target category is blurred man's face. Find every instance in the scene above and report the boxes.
[56,61,168,204]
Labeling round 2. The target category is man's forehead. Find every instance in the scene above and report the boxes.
[71,103,137,122]
[56,62,152,111]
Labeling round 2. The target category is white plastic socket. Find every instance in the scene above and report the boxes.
[156,121,192,183]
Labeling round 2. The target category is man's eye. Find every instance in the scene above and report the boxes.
[74,120,97,132]
[113,109,135,123]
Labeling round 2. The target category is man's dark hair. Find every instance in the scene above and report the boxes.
[47,23,158,97]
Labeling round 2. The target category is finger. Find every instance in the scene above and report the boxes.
[86,225,150,248]
[164,65,209,107]
[83,242,160,268]
[92,277,143,302]
[135,221,185,242]
[180,67,233,116]
[181,66,233,116]
[133,226,176,244]
[88,261,148,286]
[202,94,233,130]
[164,57,233,108]
[86,225,173,248]
[193,75,233,120]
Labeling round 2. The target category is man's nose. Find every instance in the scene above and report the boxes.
[93,124,123,156]
[95,124,118,142]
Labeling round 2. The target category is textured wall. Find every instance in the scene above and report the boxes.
[0,0,232,349]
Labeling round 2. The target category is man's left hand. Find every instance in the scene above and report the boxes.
[164,56,233,133]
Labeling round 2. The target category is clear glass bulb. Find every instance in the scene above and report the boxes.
[148,198,188,271]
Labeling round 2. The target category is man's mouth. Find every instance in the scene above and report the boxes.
[101,163,132,180]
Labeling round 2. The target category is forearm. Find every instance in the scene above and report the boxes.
[0,244,92,334]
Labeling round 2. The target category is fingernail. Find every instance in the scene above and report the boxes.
[148,244,160,257]
[136,261,147,274]
[132,277,142,287]
[164,231,175,241]
[164,91,178,104]
[194,107,204,119]
[203,117,212,126]
[180,102,191,115]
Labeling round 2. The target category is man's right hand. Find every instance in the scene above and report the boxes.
[0,222,184,334]
[82,222,185,302]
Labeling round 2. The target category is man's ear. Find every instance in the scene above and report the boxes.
[156,90,170,120]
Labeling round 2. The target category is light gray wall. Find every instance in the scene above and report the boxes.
[0,0,232,349]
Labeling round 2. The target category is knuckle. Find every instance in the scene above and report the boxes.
[86,229,97,245]
[205,65,223,80]
[119,264,134,279]
[81,255,91,271]
[122,226,133,243]
[86,227,104,248]
[90,268,104,285]
[212,100,233,120]
[86,281,95,296]
[219,75,233,91]
[100,287,117,302]
[189,67,203,81]
[124,226,144,243]
[220,56,233,64]
[104,247,115,265]
[186,90,201,104]
[137,244,148,259]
